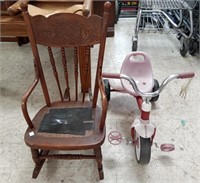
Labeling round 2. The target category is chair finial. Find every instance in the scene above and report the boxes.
[104,1,112,12]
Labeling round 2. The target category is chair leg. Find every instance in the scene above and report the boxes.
[31,148,49,179]
[94,147,104,180]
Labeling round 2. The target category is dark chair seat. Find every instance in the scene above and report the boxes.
[25,101,105,150]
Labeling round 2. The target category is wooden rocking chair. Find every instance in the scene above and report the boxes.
[21,1,111,180]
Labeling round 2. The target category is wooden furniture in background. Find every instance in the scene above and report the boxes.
[93,0,116,37]
[21,1,111,179]
[0,0,93,44]
[0,0,28,45]
[0,0,116,45]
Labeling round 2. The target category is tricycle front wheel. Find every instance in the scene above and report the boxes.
[134,131,151,164]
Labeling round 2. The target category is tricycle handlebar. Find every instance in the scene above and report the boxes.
[177,72,195,79]
[120,72,194,98]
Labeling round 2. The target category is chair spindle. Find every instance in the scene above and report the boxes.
[48,46,64,101]
[74,47,79,101]
[61,47,71,101]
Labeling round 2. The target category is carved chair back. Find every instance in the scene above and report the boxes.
[21,2,111,130]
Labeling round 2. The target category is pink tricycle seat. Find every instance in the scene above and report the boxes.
[120,52,154,96]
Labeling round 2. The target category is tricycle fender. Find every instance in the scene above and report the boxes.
[131,118,156,139]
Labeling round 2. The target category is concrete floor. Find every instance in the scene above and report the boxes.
[0,18,200,183]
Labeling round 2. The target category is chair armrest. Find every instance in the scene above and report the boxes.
[21,75,39,129]
[98,78,108,131]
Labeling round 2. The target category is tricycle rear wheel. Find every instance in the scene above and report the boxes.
[103,79,111,101]
[150,79,159,102]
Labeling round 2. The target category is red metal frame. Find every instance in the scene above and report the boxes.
[136,96,150,120]
[131,96,157,144]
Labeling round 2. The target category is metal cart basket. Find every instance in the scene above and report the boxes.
[132,0,198,56]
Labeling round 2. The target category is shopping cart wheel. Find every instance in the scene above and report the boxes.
[134,131,151,164]
[188,40,198,55]
[103,79,110,101]
[176,33,182,40]
[180,37,188,57]
[132,38,138,51]
[150,79,159,102]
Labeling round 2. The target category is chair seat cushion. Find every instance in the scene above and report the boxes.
[38,107,94,135]
[24,101,105,150]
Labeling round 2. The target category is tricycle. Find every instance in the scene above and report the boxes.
[103,51,194,164]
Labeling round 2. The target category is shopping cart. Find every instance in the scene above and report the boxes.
[164,1,199,56]
[181,1,199,56]
[132,0,198,56]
